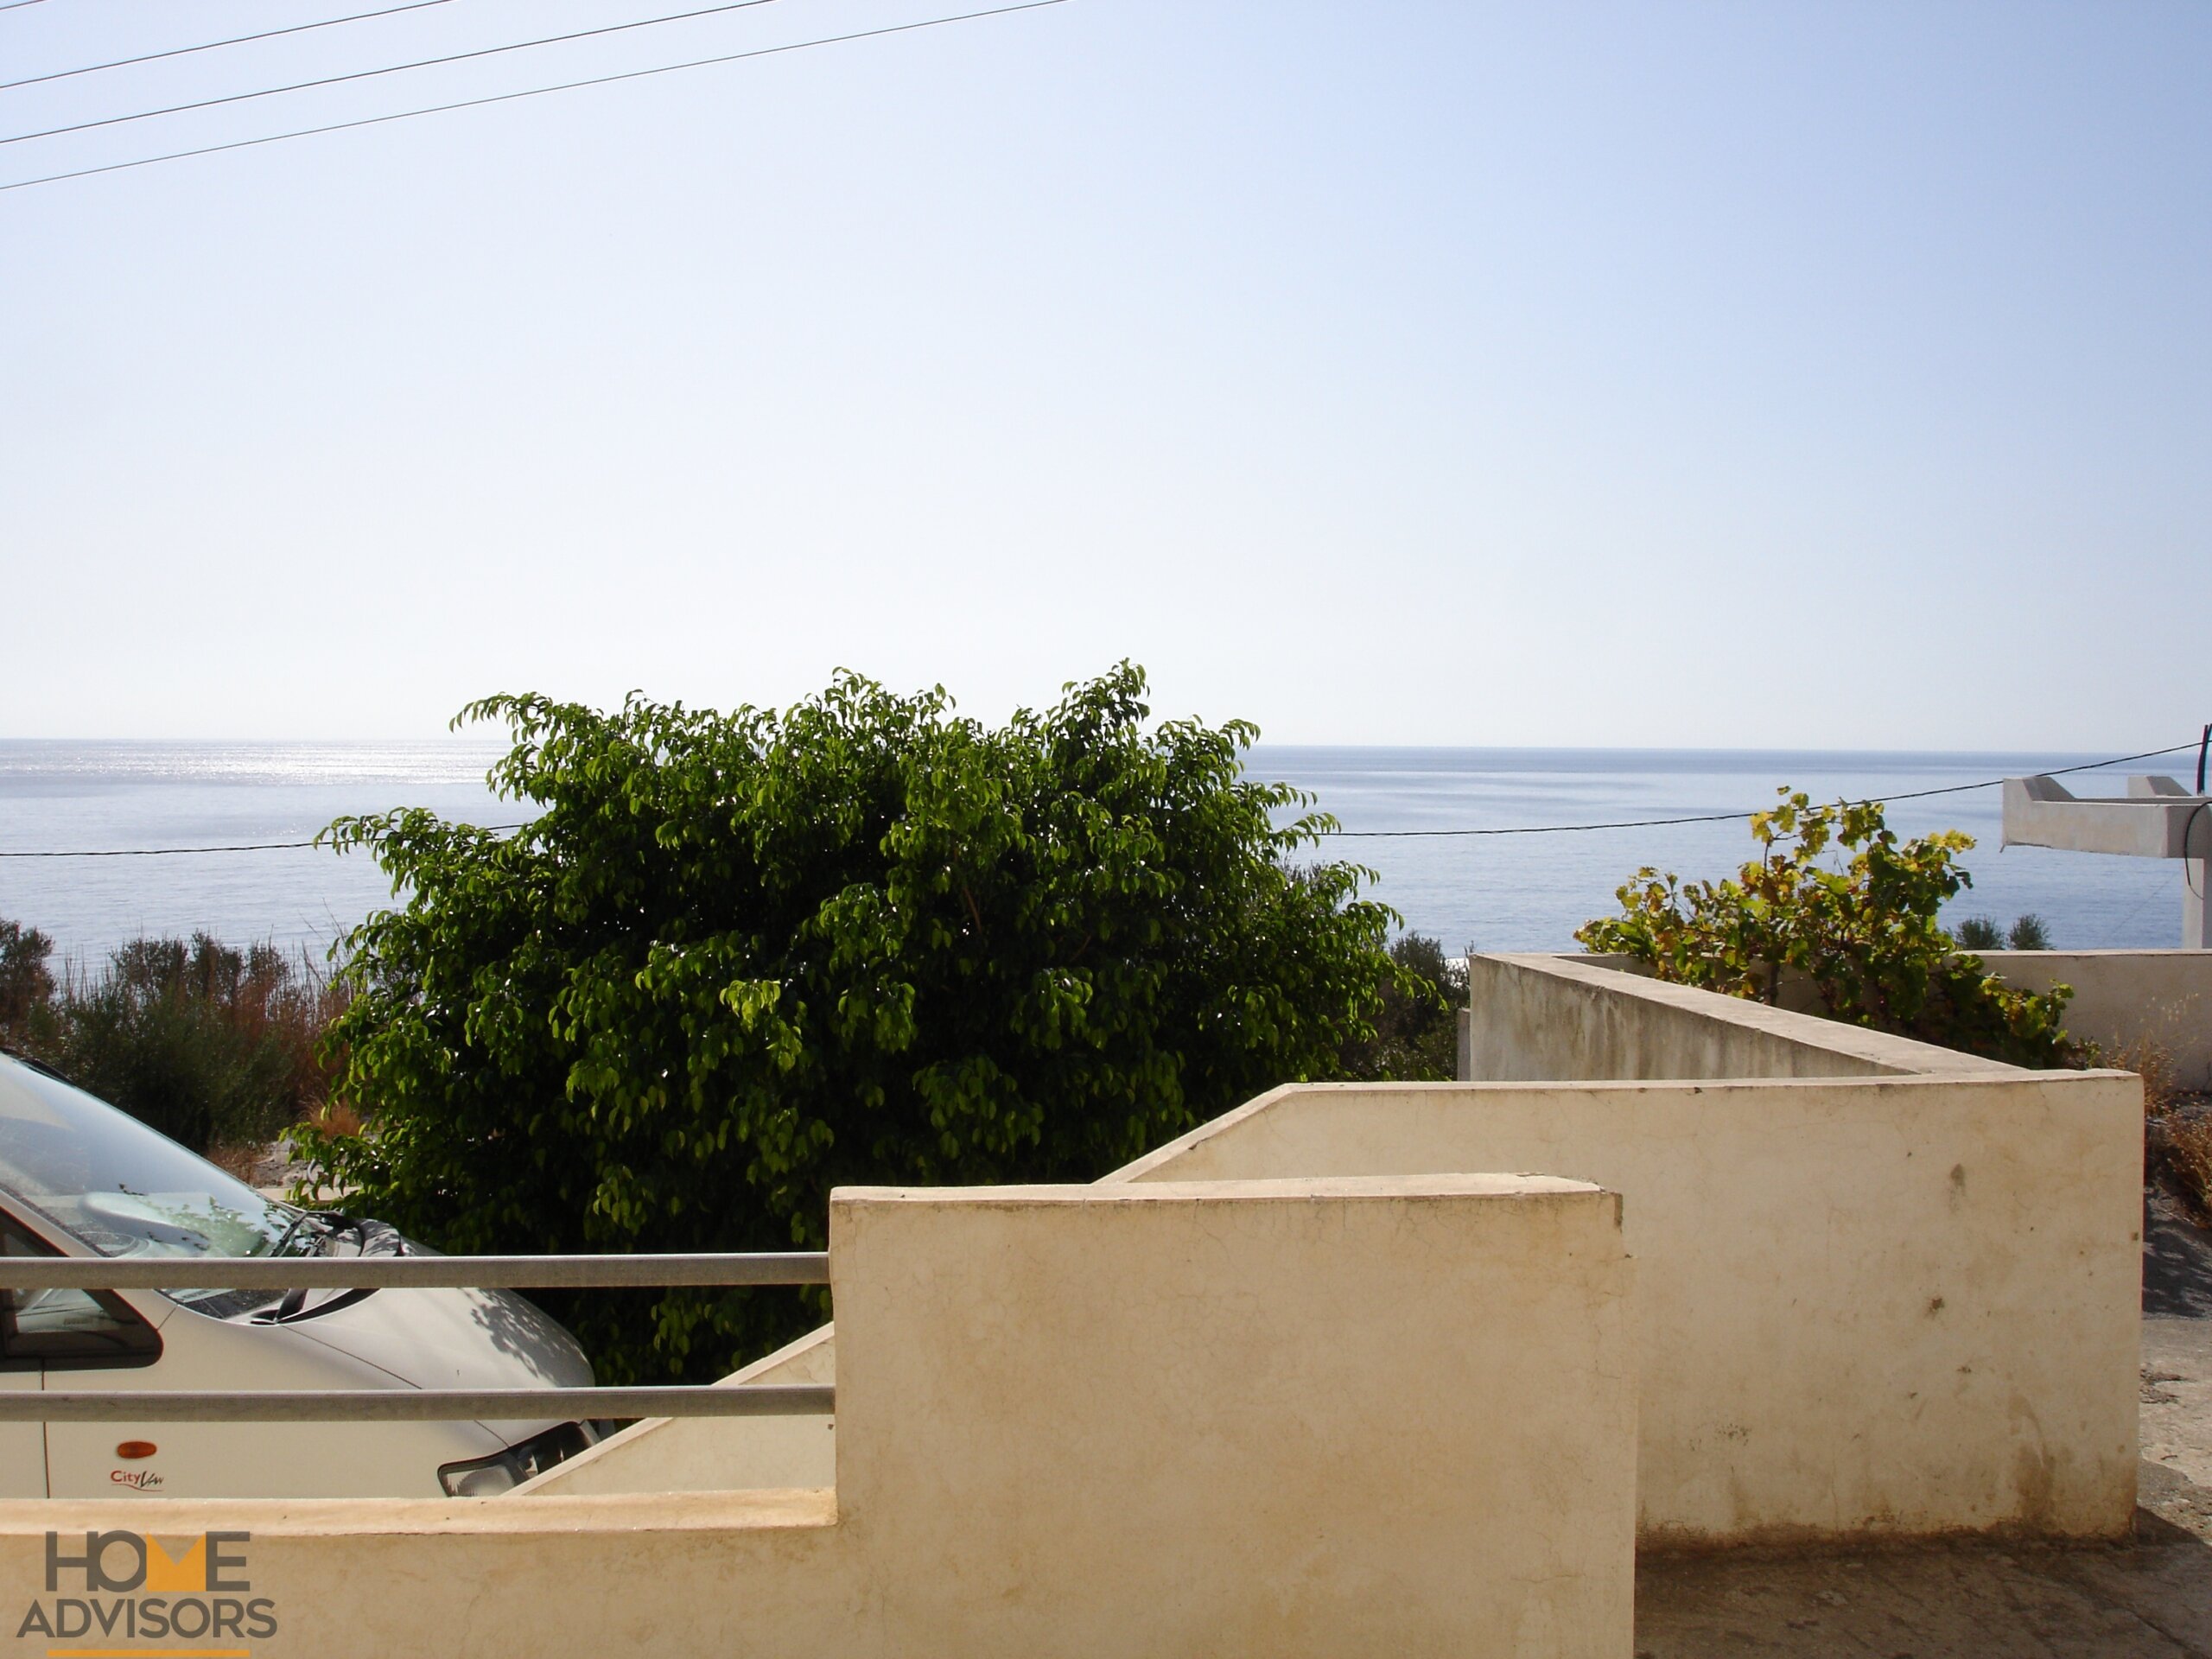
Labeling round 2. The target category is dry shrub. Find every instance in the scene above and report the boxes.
[2170,1116,2212,1221]
[204,1144,263,1183]
[2121,1038,2212,1221]
[4,925,352,1154]
[2113,1039,2182,1119]
[306,1098,363,1139]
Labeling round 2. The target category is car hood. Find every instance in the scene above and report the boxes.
[286,1284,594,1396]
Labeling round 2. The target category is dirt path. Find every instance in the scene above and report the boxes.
[1634,1196,2212,1657]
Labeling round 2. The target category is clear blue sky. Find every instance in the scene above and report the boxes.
[3,1,2207,747]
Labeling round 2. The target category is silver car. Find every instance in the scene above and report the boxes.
[0,1051,599,1498]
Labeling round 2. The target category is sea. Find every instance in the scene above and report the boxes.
[0,741,2194,969]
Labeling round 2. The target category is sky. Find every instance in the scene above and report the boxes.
[3,0,2208,748]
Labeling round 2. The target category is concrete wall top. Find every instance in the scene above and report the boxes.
[0,1175,1642,1658]
[1114,1069,2143,1544]
[838,1172,1605,1206]
[1976,949,2212,1090]
[1465,953,2018,1083]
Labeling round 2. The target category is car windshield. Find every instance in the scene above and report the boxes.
[0,1053,316,1311]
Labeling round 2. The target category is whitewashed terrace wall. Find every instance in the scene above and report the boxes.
[0,1177,1637,1659]
[543,954,2142,1549]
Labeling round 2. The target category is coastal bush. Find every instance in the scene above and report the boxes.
[0,927,344,1154]
[1338,933,1467,1081]
[1953,917,2004,950]
[296,665,1398,1382]
[1574,791,2083,1068]
[1955,913,2053,950]
[0,920,55,1039]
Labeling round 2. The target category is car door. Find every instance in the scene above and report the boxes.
[0,1248,42,1497]
[0,1211,162,1497]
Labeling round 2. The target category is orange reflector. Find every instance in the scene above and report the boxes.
[115,1441,157,1460]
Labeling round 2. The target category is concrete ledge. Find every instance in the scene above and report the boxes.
[1977,949,2212,1089]
[0,1486,837,1537]
[0,1176,1639,1659]
[1120,1072,2142,1544]
[1465,953,2014,1082]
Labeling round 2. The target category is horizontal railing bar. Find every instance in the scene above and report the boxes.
[0,1252,830,1290]
[0,1385,836,1422]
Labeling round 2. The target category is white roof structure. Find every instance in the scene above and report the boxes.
[2002,774,2212,948]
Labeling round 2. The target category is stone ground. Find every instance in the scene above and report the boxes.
[1633,1193,2212,1657]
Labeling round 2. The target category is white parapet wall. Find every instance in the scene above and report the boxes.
[1461,952,2012,1081]
[1975,949,2212,1090]
[1119,1073,2141,1544]
[0,1176,1637,1659]
[537,953,2143,1551]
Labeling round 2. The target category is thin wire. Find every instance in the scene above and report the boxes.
[1318,741,2206,838]
[0,1,53,13]
[2,741,2200,860]
[0,0,793,146]
[0,0,1065,192]
[2096,881,2166,948]
[0,825,534,859]
[0,1,454,94]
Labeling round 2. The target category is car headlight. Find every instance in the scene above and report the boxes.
[438,1421,597,1497]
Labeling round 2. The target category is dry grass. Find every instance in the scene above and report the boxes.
[304,1097,364,1139]
[2169,1113,2212,1222]
[204,1143,263,1183]
[2120,1038,2212,1221]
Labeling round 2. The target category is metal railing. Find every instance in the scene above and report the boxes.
[0,1252,832,1422]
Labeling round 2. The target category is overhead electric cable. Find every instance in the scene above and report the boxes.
[0,829,531,859]
[0,2,54,13]
[0,0,1065,193]
[0,741,2198,859]
[1318,741,2204,838]
[0,0,795,146]
[0,0,454,95]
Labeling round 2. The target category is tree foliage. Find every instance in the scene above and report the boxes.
[1954,912,2053,951]
[1573,791,2082,1068]
[1338,933,1467,1082]
[296,666,1396,1381]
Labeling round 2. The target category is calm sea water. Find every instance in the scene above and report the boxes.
[0,741,2190,966]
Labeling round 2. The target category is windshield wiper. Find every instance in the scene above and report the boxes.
[266,1215,381,1323]
[263,1208,342,1262]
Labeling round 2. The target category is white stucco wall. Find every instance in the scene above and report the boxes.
[538,959,2139,1541]
[1463,952,2012,1081]
[0,1176,1638,1658]
[1976,949,2212,1090]
[1117,1072,2143,1543]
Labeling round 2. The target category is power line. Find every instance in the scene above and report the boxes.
[0,827,530,859]
[2,741,2200,860]
[1318,741,2204,838]
[0,2,54,13]
[0,1,454,95]
[0,0,794,146]
[0,0,1065,193]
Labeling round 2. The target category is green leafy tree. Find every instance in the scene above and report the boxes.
[1574,790,2082,1068]
[296,666,1396,1382]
